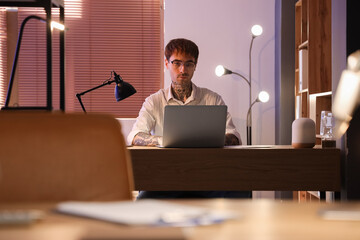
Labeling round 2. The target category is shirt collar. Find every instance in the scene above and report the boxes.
[166,82,198,103]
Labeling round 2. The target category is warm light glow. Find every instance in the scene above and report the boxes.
[51,21,65,31]
[258,91,269,103]
[332,70,360,137]
[335,121,350,138]
[215,65,225,77]
[310,91,332,97]
[251,25,263,37]
[4,7,18,12]
[333,71,360,121]
[347,50,360,71]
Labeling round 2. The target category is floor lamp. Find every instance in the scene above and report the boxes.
[215,24,268,145]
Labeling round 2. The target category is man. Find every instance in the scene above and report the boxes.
[128,38,251,199]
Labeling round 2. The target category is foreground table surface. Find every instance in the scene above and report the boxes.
[128,145,341,191]
[1,199,360,240]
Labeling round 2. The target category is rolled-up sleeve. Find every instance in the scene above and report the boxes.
[215,95,242,145]
[127,97,156,144]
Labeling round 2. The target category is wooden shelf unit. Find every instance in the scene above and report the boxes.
[294,0,332,202]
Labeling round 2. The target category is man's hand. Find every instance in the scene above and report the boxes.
[132,132,162,146]
[225,133,240,146]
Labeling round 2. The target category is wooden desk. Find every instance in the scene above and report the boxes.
[128,145,341,191]
[1,200,360,240]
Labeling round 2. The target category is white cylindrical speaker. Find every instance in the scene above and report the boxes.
[292,118,316,148]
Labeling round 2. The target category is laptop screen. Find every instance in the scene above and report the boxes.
[162,105,227,148]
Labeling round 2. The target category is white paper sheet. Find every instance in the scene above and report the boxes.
[56,200,238,227]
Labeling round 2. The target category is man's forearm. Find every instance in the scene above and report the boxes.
[132,132,162,146]
[133,132,239,146]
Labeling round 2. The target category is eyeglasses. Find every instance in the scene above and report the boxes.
[170,60,196,69]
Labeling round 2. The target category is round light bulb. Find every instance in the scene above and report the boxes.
[215,65,225,77]
[251,25,263,37]
[258,91,269,103]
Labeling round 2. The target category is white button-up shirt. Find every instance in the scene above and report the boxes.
[127,83,241,144]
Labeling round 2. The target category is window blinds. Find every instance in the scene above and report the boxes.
[0,0,163,117]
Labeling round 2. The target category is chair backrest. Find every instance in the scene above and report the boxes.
[0,112,134,202]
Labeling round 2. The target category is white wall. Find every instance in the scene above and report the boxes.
[164,0,276,145]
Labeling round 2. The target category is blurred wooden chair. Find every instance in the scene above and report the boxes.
[0,112,134,202]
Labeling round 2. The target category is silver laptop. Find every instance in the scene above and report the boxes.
[162,105,227,148]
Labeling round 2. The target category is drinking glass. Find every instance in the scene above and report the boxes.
[320,111,336,148]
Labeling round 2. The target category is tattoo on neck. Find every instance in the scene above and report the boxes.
[171,82,192,102]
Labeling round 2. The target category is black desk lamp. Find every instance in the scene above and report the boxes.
[76,71,136,113]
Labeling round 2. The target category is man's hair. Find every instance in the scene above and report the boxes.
[165,38,199,64]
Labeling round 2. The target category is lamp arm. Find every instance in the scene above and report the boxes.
[76,79,116,96]
[5,15,46,108]
[249,36,255,87]
[248,36,255,105]
[75,79,117,113]
[76,94,86,112]
[232,72,250,86]
[246,99,258,128]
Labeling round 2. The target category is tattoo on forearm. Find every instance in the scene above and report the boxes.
[132,132,160,146]
[133,132,239,146]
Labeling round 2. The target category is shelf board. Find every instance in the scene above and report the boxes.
[308,191,320,198]
[310,91,332,97]
[298,40,308,50]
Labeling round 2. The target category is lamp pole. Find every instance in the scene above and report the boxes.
[247,35,256,145]
[247,100,257,145]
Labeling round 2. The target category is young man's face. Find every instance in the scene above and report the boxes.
[165,51,196,87]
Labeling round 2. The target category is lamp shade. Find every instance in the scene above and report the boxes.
[215,65,232,77]
[115,81,137,102]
